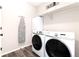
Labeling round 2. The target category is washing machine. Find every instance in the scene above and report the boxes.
[44,32,75,57]
[32,31,45,57]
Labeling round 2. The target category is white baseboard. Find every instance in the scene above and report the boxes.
[1,44,32,56]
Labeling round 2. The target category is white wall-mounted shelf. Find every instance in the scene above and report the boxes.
[38,2,78,16]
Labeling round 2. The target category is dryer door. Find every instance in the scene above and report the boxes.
[45,39,71,57]
[32,35,42,50]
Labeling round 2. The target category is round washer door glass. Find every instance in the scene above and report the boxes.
[32,35,42,50]
[46,39,71,57]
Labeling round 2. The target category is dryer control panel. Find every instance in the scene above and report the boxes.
[54,32,75,39]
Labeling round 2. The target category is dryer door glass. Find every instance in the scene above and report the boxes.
[46,39,71,57]
[32,35,42,50]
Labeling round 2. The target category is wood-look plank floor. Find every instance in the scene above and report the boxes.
[2,45,39,57]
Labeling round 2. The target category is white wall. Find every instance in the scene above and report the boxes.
[0,6,2,54]
[1,0,36,55]
[43,6,79,57]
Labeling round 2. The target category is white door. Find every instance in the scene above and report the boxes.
[32,16,44,32]
[0,6,2,54]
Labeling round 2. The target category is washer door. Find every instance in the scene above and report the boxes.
[32,35,42,50]
[46,39,71,57]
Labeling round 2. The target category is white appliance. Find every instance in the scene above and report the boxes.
[44,31,75,57]
[32,31,45,57]
[32,16,44,32]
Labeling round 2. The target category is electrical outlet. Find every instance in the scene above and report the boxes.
[0,6,2,9]
[0,48,2,51]
[0,27,2,30]
[0,34,3,36]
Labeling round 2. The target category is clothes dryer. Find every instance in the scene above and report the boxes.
[44,32,75,57]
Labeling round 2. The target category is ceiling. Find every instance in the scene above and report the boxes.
[27,2,51,7]
[26,0,53,7]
